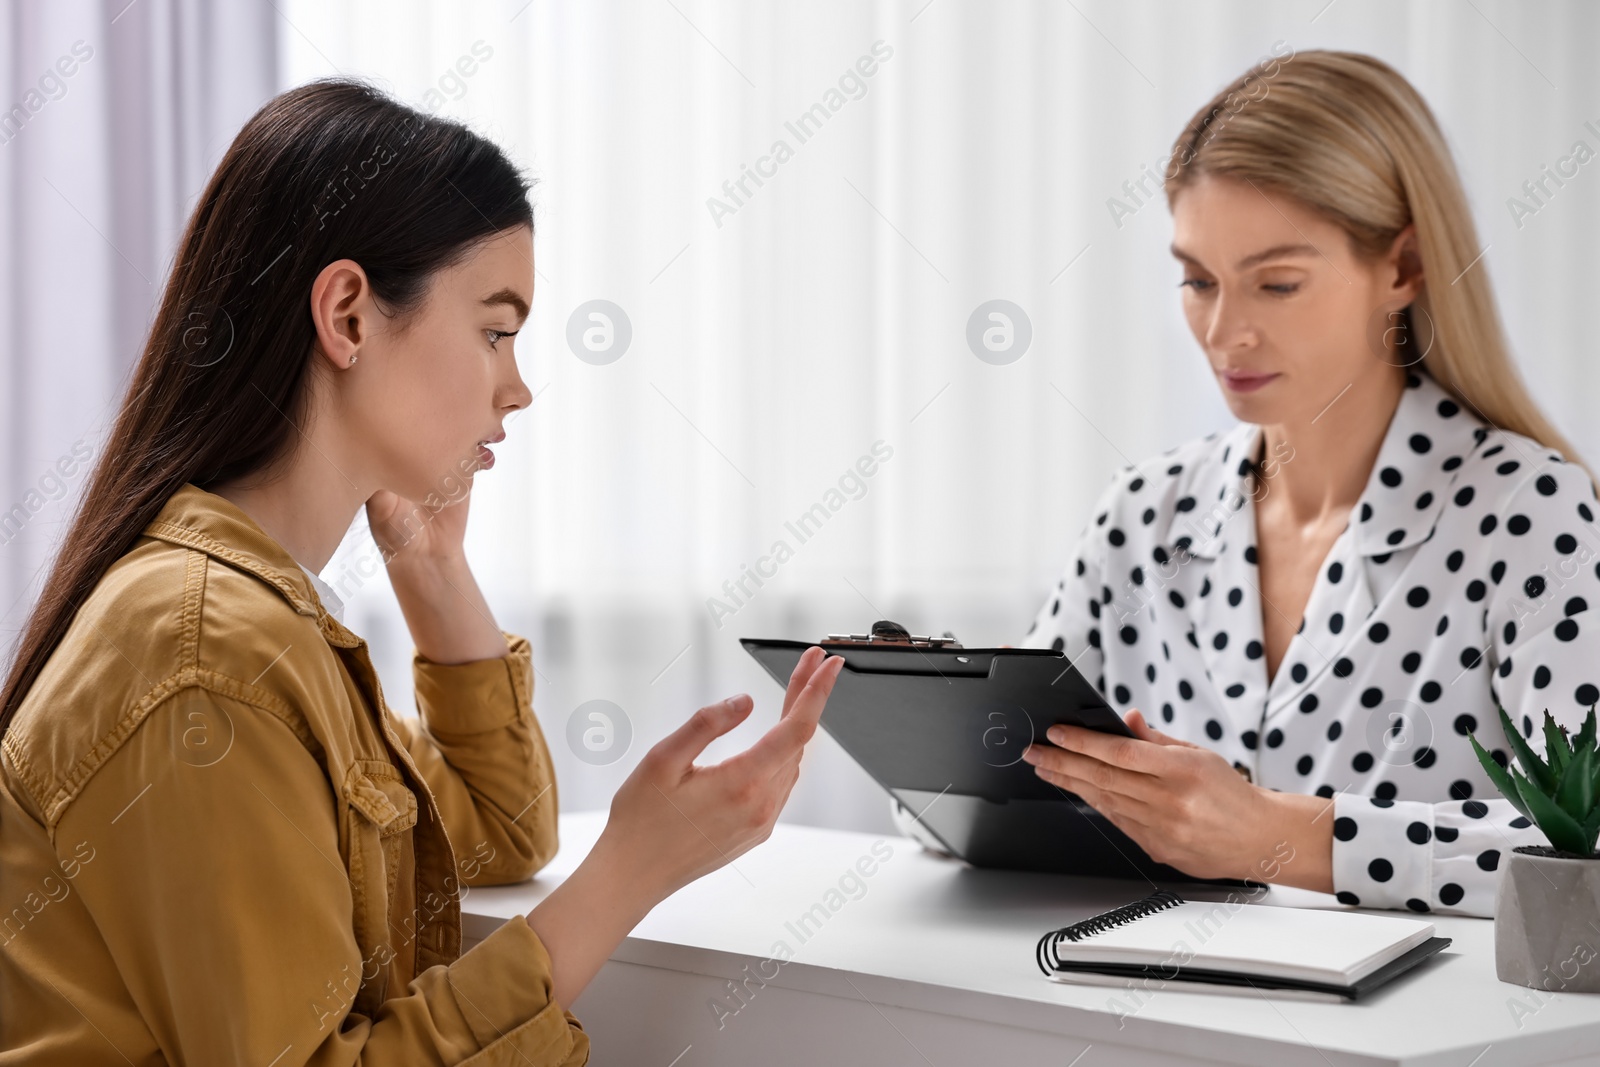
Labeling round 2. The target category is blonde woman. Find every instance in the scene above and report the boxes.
[1014,51,1599,918]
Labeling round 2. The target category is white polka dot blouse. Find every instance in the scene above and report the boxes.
[1022,370,1600,918]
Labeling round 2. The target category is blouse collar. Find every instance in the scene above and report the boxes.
[1164,370,1490,560]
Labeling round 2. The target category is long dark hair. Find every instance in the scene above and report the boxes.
[0,78,534,737]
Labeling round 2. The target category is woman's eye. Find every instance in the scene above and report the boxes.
[486,329,507,348]
[1262,283,1300,295]
[1179,277,1214,292]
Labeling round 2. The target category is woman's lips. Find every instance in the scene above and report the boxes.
[1221,370,1280,394]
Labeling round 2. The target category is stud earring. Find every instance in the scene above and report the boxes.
[347,355,358,367]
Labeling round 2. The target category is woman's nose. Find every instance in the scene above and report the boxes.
[1205,288,1257,352]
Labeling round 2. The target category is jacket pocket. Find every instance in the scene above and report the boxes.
[342,760,419,1014]
[345,760,419,836]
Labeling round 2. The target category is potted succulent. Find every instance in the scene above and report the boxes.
[1470,706,1600,992]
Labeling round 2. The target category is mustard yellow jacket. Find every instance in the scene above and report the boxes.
[0,484,588,1065]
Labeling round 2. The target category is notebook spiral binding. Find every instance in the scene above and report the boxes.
[1035,889,1186,976]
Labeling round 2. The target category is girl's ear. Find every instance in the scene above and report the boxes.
[309,258,371,370]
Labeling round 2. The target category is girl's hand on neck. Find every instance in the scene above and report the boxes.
[366,486,471,569]
[371,485,509,665]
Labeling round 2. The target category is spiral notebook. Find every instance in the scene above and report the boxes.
[1036,890,1452,1001]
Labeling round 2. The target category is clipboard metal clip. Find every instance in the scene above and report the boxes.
[822,619,963,649]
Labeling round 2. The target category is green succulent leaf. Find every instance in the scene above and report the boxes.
[1583,805,1600,857]
[1470,733,1531,819]
[1576,705,1598,756]
[1592,740,1600,803]
[1499,705,1556,794]
[1517,773,1592,855]
[1543,710,1571,775]
[1510,767,1543,823]
[1557,744,1597,822]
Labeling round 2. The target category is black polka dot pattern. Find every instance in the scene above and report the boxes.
[1016,371,1598,918]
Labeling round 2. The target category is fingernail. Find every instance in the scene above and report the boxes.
[1047,726,1064,743]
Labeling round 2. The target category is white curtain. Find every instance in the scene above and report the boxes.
[7,1,1599,835]
[0,1,277,660]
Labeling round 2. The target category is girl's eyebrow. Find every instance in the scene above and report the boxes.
[481,287,530,325]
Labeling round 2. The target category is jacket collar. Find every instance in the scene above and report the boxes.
[1162,370,1488,560]
[140,483,350,636]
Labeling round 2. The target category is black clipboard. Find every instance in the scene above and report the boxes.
[742,621,1251,886]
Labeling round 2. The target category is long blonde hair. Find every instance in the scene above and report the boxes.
[1163,48,1588,479]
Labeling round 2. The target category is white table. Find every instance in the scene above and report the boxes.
[460,812,1600,1066]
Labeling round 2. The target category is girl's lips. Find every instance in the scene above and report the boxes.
[1221,370,1280,394]
[476,430,504,469]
